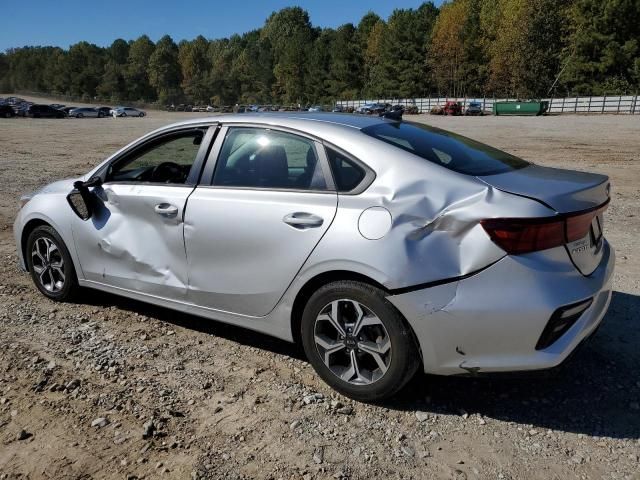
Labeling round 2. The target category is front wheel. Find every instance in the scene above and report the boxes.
[26,225,78,301]
[301,281,419,402]
[139,112,145,117]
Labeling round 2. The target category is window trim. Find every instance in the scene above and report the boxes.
[321,142,376,195]
[95,125,217,188]
[199,124,336,194]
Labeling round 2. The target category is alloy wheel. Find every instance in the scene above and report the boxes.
[314,299,391,385]
[31,237,65,293]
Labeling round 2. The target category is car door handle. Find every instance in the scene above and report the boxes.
[283,212,324,229]
[154,203,179,217]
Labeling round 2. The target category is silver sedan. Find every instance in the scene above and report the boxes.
[13,113,614,401]
[67,107,99,118]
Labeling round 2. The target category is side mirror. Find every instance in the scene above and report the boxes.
[66,176,102,220]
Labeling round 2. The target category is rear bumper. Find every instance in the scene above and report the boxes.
[388,241,615,375]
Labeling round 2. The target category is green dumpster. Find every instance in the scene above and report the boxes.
[493,101,549,116]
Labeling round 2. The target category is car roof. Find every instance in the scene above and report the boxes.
[159,112,394,134]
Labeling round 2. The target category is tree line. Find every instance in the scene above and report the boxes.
[1,0,638,106]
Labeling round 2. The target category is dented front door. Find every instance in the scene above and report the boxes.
[71,183,193,300]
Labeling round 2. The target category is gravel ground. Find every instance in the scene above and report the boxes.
[0,98,639,480]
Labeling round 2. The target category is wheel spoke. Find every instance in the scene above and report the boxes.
[46,241,59,262]
[53,266,65,282]
[349,349,367,383]
[38,268,48,283]
[318,301,346,337]
[358,337,391,355]
[358,340,390,374]
[314,333,345,364]
[34,239,47,263]
[49,268,56,285]
[353,313,382,337]
[340,353,356,382]
[33,265,45,275]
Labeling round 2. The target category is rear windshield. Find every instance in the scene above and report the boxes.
[361,122,528,176]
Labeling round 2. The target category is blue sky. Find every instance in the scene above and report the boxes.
[2,1,441,51]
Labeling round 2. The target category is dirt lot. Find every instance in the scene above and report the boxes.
[0,97,639,480]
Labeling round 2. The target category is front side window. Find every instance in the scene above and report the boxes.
[106,130,203,184]
[212,127,327,190]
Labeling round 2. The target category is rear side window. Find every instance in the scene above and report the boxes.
[325,147,366,192]
[212,127,327,190]
[361,122,528,176]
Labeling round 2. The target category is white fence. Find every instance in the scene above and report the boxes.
[337,95,640,114]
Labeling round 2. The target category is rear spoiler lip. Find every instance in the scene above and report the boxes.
[476,164,610,214]
[480,198,610,224]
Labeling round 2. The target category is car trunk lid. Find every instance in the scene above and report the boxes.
[478,164,610,276]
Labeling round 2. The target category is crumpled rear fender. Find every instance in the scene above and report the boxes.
[300,166,555,291]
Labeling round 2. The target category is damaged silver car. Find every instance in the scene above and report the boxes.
[14,113,614,401]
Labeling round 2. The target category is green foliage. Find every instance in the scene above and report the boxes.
[262,7,315,103]
[148,35,182,104]
[562,0,640,94]
[125,35,156,102]
[1,1,638,104]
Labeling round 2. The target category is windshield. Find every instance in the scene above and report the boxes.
[361,121,528,176]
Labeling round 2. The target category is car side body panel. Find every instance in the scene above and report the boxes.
[184,187,338,317]
[71,184,194,299]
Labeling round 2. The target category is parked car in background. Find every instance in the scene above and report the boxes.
[5,96,26,106]
[379,104,404,121]
[443,101,463,116]
[50,104,65,110]
[27,104,66,118]
[0,104,16,118]
[332,105,344,113]
[308,105,324,112]
[13,103,33,117]
[356,103,388,114]
[68,107,99,118]
[465,101,484,116]
[96,107,112,118]
[112,107,146,117]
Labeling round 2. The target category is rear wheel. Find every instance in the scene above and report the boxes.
[301,281,419,402]
[139,112,145,117]
[77,113,83,118]
[26,225,78,301]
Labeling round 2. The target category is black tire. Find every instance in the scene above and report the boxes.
[26,225,78,302]
[98,112,104,118]
[77,113,83,118]
[139,112,145,117]
[301,280,420,402]
[121,112,127,117]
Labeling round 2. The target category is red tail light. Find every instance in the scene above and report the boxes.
[481,201,608,254]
